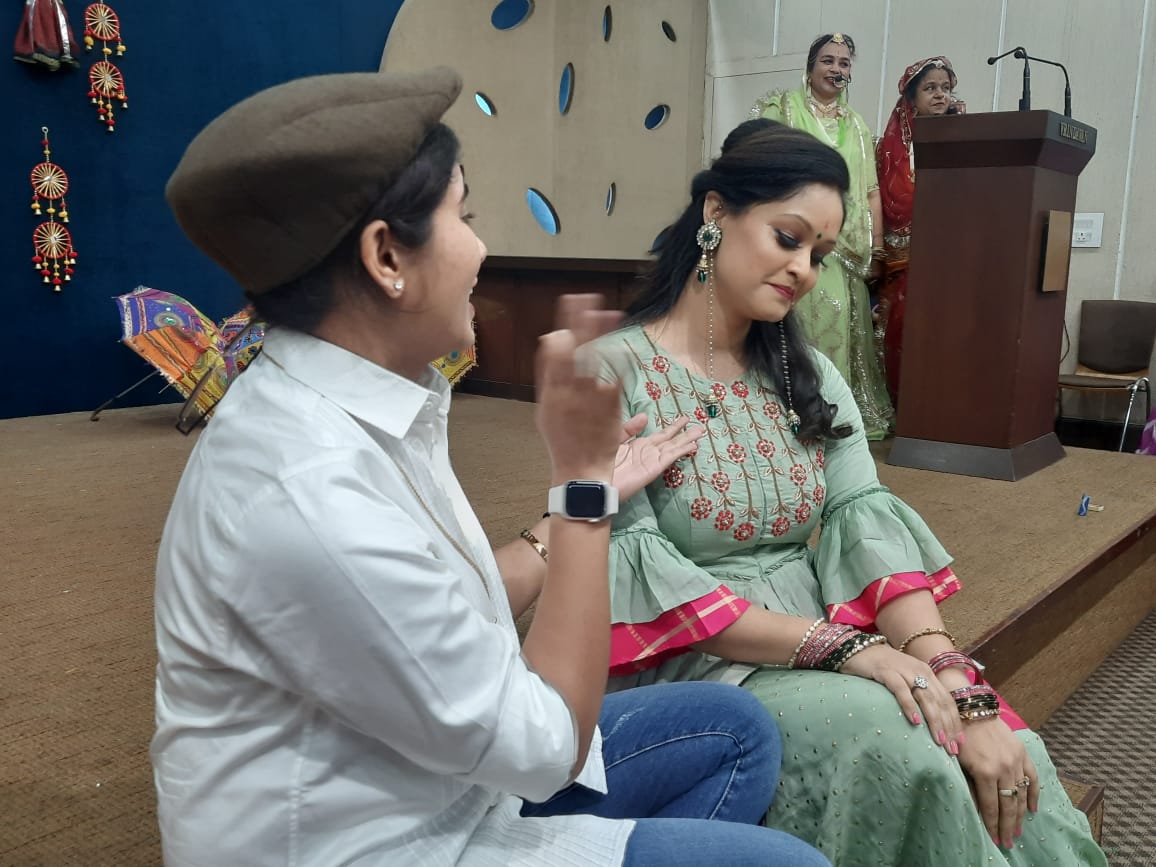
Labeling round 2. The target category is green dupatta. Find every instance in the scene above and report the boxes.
[750,85,877,279]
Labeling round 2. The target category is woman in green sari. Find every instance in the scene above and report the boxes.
[750,33,894,440]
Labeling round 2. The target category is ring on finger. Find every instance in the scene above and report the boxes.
[997,788,1019,798]
[1016,777,1031,789]
[912,675,929,690]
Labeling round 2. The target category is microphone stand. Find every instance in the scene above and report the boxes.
[986,47,1031,112]
[1023,54,1072,117]
[1019,50,1031,111]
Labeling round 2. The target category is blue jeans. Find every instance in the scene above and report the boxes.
[522,682,830,867]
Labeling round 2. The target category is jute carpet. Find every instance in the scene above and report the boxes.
[1,395,1152,865]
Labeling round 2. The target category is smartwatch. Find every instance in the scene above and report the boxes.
[547,480,619,522]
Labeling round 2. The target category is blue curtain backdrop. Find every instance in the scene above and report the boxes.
[1,0,405,418]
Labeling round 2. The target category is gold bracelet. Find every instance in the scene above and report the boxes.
[787,618,824,669]
[519,528,548,562]
[897,627,956,654]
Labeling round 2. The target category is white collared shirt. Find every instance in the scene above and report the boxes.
[152,328,631,867]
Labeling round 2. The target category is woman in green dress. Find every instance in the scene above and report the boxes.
[595,119,1106,867]
[750,32,893,440]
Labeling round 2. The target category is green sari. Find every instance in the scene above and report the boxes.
[751,86,895,440]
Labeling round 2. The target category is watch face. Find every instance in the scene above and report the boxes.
[565,481,606,519]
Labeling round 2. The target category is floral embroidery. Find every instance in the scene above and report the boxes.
[814,485,826,507]
[763,401,782,420]
[790,464,808,486]
[770,516,791,537]
[645,381,662,401]
[731,381,749,398]
[710,383,727,400]
[795,502,812,524]
[690,497,714,520]
[652,355,671,373]
[756,438,776,459]
[693,406,709,423]
[734,521,756,542]
[664,466,685,488]
[711,471,731,492]
[815,447,825,469]
[726,443,748,463]
[715,509,735,531]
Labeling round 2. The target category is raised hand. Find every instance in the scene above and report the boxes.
[535,294,624,486]
[613,414,705,501]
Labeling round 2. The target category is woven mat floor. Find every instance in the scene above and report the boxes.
[1039,610,1156,866]
[1,397,1153,864]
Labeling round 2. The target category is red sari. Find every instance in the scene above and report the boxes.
[875,57,962,404]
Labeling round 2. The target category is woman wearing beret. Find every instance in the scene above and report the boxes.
[152,68,829,867]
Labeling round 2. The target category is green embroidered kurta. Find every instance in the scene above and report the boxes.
[597,324,1107,867]
[751,87,894,440]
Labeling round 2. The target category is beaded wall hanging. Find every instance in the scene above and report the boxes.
[29,127,78,292]
[83,2,126,131]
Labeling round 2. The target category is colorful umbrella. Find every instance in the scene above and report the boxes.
[114,286,218,395]
[174,309,264,434]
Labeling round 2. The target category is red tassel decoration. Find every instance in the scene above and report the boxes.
[84,4,126,131]
[30,127,76,293]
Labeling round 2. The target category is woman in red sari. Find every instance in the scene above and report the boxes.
[875,57,963,405]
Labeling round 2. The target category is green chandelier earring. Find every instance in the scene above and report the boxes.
[695,219,722,283]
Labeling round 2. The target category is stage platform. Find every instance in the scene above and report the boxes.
[2,398,1154,861]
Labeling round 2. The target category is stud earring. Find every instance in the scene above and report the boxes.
[393,279,405,292]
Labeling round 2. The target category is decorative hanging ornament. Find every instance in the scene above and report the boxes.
[13,0,80,71]
[84,3,126,131]
[29,127,77,292]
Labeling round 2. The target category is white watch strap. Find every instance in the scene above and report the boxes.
[547,481,619,521]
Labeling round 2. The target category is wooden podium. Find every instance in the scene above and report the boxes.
[887,111,1097,480]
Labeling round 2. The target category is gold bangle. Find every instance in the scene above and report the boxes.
[897,627,956,654]
[519,528,548,562]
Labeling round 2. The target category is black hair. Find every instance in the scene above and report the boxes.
[806,33,856,73]
[248,123,461,333]
[627,119,853,442]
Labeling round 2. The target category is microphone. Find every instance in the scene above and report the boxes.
[1023,54,1072,117]
[986,47,1024,64]
[832,73,851,89]
[987,47,1031,111]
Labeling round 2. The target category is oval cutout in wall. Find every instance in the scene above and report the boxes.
[602,6,613,41]
[644,104,670,130]
[661,20,677,42]
[491,0,534,31]
[526,188,561,235]
[559,63,574,115]
[474,92,497,116]
[605,182,616,216]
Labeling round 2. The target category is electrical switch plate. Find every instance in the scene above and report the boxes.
[1072,212,1103,248]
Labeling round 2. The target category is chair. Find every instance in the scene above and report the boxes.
[1057,300,1156,451]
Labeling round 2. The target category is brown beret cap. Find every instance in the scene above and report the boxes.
[166,67,462,295]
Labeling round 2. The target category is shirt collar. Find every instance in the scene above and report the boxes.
[259,328,450,438]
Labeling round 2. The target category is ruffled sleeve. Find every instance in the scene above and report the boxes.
[811,352,953,613]
[609,488,730,622]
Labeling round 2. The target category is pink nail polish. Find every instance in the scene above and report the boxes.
[938,730,947,744]
[949,741,959,756]
[912,712,922,725]
[956,731,967,745]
